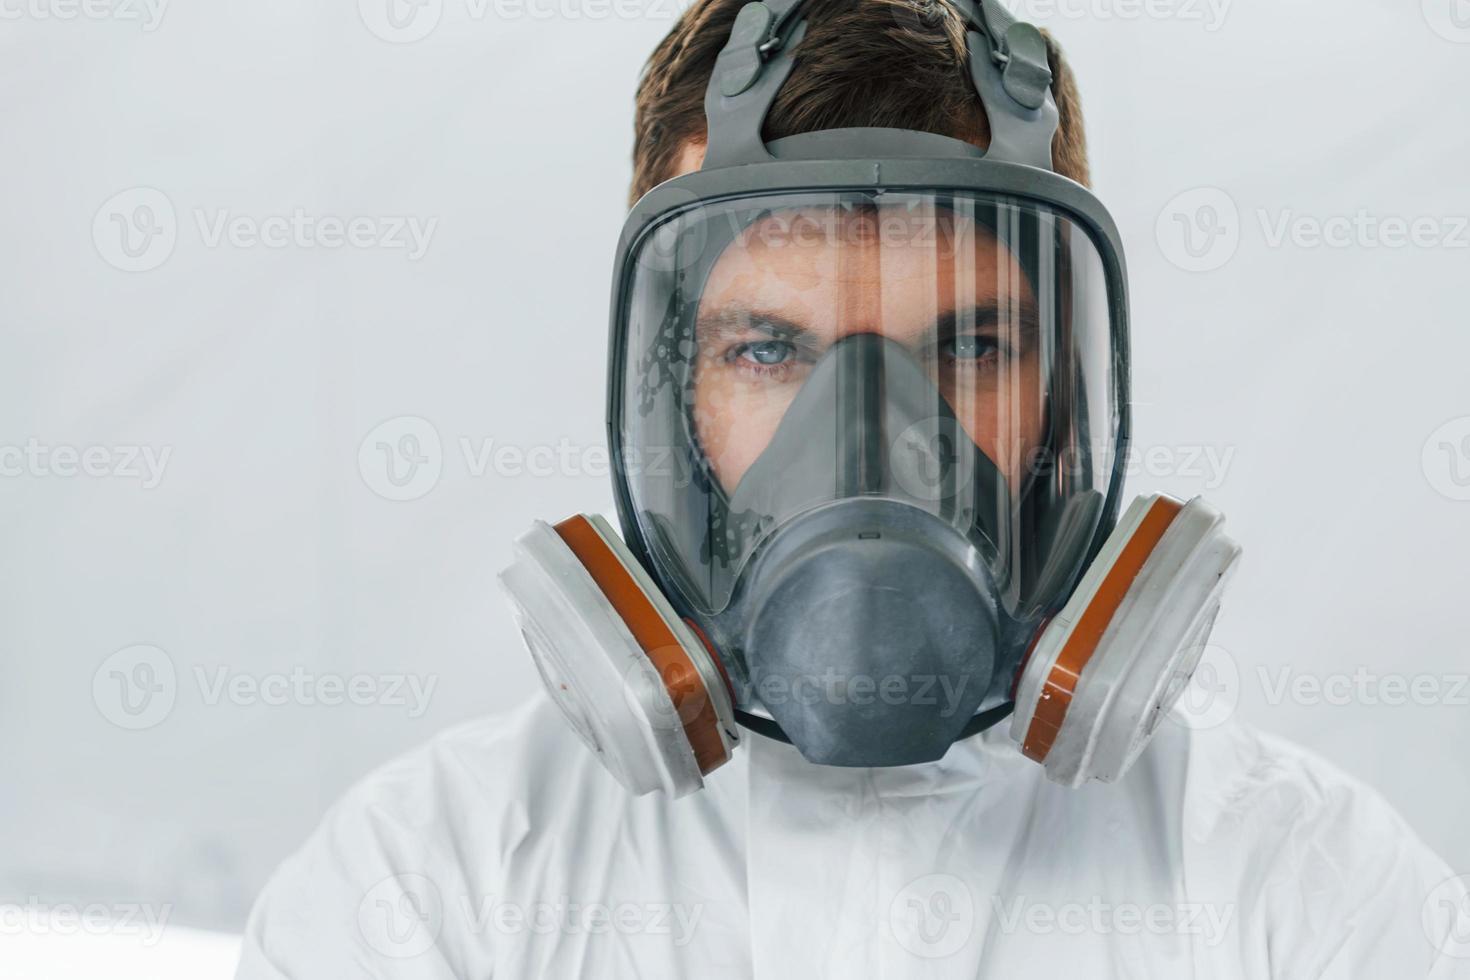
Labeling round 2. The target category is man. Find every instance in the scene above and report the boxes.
[237,0,1468,976]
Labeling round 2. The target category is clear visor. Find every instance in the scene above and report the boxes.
[618,190,1119,622]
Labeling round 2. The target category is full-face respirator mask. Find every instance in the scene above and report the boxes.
[499,0,1241,797]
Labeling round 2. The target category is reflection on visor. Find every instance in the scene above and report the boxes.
[620,191,1117,622]
[690,201,1046,495]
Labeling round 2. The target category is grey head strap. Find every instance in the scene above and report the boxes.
[702,0,1059,171]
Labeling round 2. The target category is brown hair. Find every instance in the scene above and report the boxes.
[630,0,1090,206]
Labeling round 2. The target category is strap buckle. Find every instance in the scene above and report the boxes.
[719,1,806,97]
[962,0,1052,111]
[997,21,1051,111]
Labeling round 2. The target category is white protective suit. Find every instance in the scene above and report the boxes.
[237,694,1470,979]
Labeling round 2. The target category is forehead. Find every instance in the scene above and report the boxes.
[736,201,998,251]
[700,202,1021,298]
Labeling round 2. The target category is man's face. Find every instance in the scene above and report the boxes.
[689,201,1046,494]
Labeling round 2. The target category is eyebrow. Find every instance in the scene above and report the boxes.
[694,300,1041,345]
[694,307,816,346]
[935,299,1041,341]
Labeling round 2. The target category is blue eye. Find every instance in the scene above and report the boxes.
[945,335,999,360]
[737,340,796,366]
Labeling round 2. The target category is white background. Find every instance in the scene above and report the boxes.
[1,0,1467,968]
